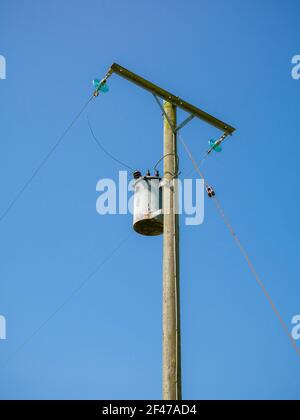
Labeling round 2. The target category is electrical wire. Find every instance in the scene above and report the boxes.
[1,230,133,368]
[183,132,232,180]
[152,94,299,357]
[181,133,232,180]
[154,153,180,180]
[213,196,300,357]
[0,95,94,225]
[178,132,300,357]
[177,133,207,183]
[87,117,135,173]
[1,89,136,367]
[154,153,177,172]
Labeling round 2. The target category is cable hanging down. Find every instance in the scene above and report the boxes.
[87,117,135,173]
[178,132,300,357]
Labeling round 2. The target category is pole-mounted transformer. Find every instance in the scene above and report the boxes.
[133,170,163,236]
[93,63,235,400]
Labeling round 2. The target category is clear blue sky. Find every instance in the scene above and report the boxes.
[0,0,300,400]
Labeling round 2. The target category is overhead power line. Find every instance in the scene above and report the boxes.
[1,230,133,368]
[213,196,300,357]
[178,132,300,357]
[0,95,94,225]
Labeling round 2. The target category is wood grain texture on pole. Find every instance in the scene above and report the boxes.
[163,101,182,400]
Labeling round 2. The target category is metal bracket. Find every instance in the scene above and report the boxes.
[175,115,195,133]
[153,95,196,134]
[153,94,177,134]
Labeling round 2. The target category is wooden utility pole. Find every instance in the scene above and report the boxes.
[100,63,235,400]
[162,101,182,400]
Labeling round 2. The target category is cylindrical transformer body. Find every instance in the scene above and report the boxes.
[133,175,163,236]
